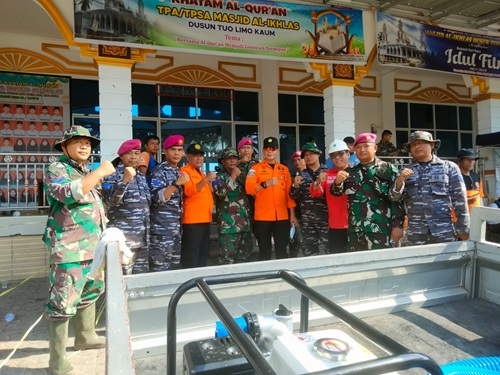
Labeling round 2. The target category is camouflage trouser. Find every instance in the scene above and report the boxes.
[407,231,456,246]
[347,230,390,252]
[218,230,253,264]
[149,233,181,272]
[46,261,104,320]
[301,220,329,256]
[122,247,149,275]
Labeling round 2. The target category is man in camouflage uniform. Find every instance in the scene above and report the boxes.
[376,130,400,157]
[214,147,253,264]
[43,125,115,375]
[390,131,469,245]
[149,135,189,271]
[289,150,306,257]
[237,137,259,230]
[102,139,151,275]
[332,133,405,251]
[289,142,329,256]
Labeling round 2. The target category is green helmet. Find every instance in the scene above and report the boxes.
[54,125,101,152]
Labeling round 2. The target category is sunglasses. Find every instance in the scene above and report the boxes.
[264,147,277,151]
[330,151,347,159]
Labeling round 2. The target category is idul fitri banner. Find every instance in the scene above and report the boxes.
[377,12,500,78]
[73,0,366,64]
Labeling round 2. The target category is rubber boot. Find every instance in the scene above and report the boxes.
[48,319,73,375]
[72,304,106,350]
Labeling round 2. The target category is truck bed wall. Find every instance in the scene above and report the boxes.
[125,242,476,358]
[119,206,500,359]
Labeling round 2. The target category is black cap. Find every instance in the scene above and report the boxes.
[343,136,355,144]
[457,148,478,160]
[186,143,205,155]
[263,136,279,149]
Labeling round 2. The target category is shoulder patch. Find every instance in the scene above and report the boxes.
[248,169,255,177]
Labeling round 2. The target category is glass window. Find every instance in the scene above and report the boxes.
[436,131,458,157]
[132,120,157,145]
[299,126,326,163]
[299,96,324,124]
[435,105,457,130]
[396,131,409,150]
[235,124,259,159]
[159,96,196,119]
[461,133,473,149]
[396,102,473,151]
[73,117,100,139]
[395,102,408,128]
[198,97,231,121]
[279,94,297,123]
[71,79,99,115]
[410,103,433,130]
[279,126,298,171]
[233,91,259,122]
[160,120,231,173]
[459,107,473,130]
[132,84,158,117]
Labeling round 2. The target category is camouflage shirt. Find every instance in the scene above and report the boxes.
[376,141,399,156]
[289,164,329,223]
[390,155,470,236]
[214,167,251,234]
[102,163,151,249]
[238,158,259,182]
[331,158,405,235]
[43,155,106,265]
[150,161,182,236]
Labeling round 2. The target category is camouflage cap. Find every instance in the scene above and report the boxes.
[409,131,441,151]
[54,125,100,151]
[218,147,240,163]
[301,142,321,158]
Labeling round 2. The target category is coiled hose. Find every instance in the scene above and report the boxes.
[440,357,500,375]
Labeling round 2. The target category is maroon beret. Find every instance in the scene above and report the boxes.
[353,133,377,147]
[163,135,184,150]
[117,139,141,155]
[237,138,253,150]
[290,150,302,162]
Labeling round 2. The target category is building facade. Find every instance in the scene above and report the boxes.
[1,0,499,281]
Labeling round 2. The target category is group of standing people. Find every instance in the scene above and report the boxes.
[288,130,473,254]
[42,125,478,375]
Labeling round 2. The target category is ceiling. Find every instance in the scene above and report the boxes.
[321,0,500,32]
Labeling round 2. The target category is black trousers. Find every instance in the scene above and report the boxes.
[253,220,290,261]
[328,228,348,254]
[181,223,210,269]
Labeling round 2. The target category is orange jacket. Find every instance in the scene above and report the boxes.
[180,164,214,224]
[245,160,295,221]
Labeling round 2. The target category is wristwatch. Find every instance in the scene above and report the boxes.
[171,181,180,189]
[260,181,267,189]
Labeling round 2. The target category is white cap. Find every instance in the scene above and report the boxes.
[328,139,349,154]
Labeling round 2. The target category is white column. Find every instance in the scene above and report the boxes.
[260,60,280,149]
[477,97,500,198]
[477,99,500,135]
[323,85,356,150]
[97,64,133,162]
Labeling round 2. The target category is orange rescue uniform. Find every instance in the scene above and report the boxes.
[245,160,296,221]
[180,164,214,224]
